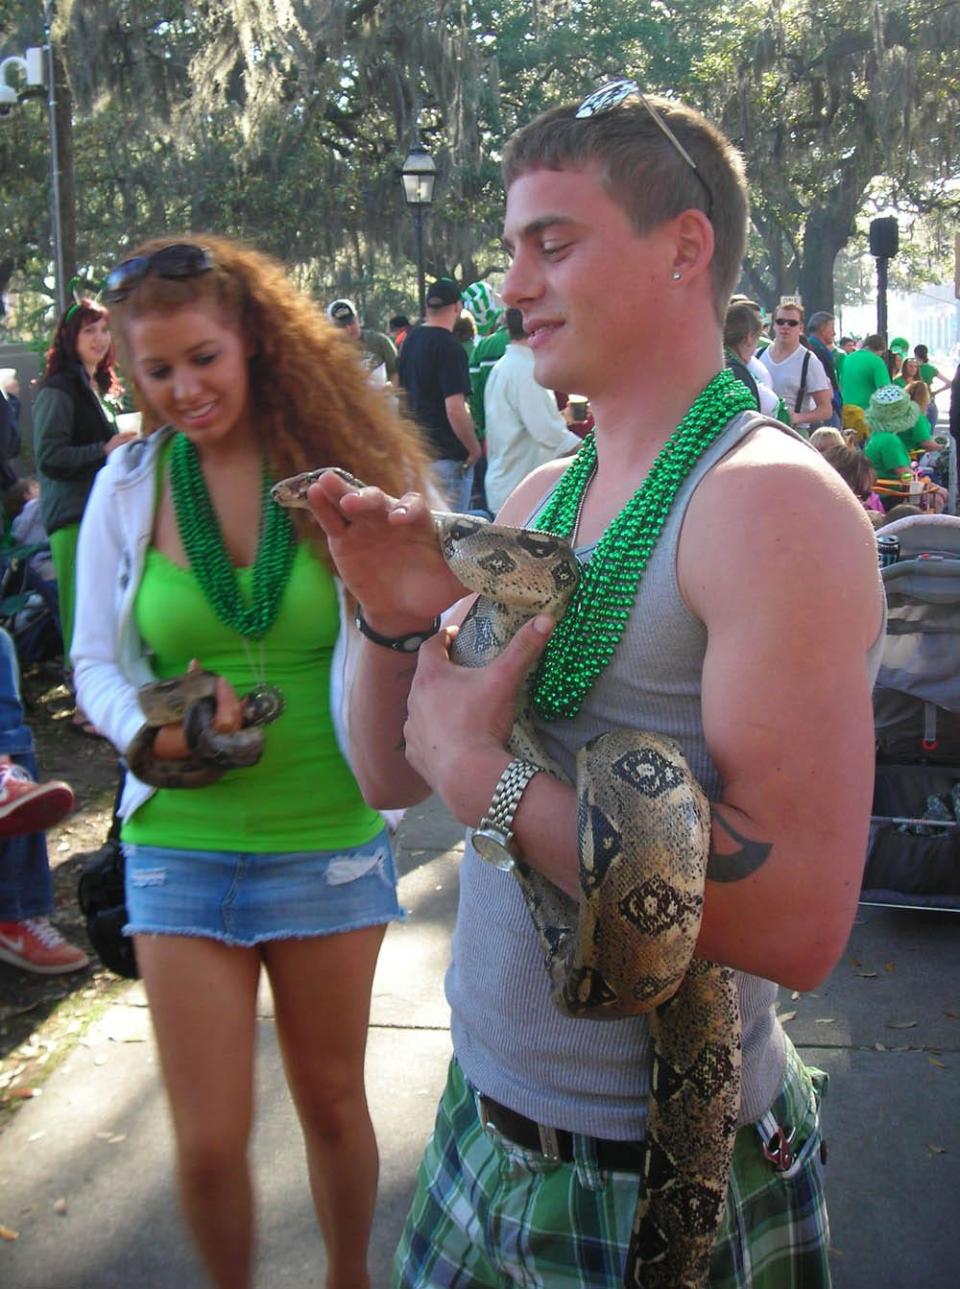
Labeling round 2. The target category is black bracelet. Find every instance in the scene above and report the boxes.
[354,606,442,653]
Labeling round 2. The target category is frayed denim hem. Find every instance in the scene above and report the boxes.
[123,908,407,947]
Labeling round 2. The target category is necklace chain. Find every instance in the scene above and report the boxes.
[531,370,756,720]
[169,433,296,640]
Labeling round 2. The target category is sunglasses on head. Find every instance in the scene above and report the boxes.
[575,77,714,218]
[774,317,800,327]
[103,243,215,303]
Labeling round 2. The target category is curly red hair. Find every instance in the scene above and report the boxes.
[108,234,432,551]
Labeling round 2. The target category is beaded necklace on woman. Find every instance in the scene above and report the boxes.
[169,431,296,721]
[531,369,756,721]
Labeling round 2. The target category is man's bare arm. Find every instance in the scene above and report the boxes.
[679,433,882,988]
[433,439,883,992]
[791,386,833,428]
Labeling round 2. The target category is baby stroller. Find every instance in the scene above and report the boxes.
[862,514,960,911]
[0,541,62,666]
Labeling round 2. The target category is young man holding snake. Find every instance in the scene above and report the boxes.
[306,84,883,1288]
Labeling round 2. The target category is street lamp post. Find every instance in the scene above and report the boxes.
[401,143,438,318]
[0,39,66,314]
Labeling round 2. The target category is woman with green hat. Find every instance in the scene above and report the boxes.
[863,385,945,510]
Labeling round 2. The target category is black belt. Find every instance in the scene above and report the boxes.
[476,1094,646,1172]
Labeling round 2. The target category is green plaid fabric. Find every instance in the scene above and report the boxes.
[393,1042,830,1288]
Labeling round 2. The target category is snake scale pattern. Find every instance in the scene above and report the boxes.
[127,668,266,788]
[276,467,743,1286]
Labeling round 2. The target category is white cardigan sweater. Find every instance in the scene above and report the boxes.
[72,428,390,826]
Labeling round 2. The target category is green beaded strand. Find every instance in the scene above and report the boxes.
[169,433,296,640]
[532,370,756,721]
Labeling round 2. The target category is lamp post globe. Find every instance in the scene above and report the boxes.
[401,143,437,318]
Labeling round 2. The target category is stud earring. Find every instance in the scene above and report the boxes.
[671,271,682,281]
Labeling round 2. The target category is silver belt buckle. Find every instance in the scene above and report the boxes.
[537,1122,562,1162]
[477,1095,496,1136]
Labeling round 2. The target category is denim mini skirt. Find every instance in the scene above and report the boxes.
[122,829,403,946]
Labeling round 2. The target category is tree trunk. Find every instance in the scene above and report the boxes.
[797,208,849,318]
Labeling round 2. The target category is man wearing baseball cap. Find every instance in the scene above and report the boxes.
[326,297,399,386]
[397,278,481,509]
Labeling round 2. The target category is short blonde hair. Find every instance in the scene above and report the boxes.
[810,427,844,453]
[503,95,748,325]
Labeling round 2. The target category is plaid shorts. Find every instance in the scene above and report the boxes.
[393,1041,830,1288]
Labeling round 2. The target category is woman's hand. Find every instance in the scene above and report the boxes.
[104,431,138,455]
[402,615,554,824]
[306,471,466,630]
[151,673,243,761]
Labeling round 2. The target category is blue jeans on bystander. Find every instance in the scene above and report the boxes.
[0,628,53,921]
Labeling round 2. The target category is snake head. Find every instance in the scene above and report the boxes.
[271,467,365,509]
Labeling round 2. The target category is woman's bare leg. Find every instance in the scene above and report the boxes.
[263,924,387,1289]
[135,935,261,1289]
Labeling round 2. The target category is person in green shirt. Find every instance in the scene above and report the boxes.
[327,297,399,386]
[839,334,890,410]
[914,344,950,431]
[75,236,434,1289]
[863,428,911,478]
[893,355,921,388]
[862,384,947,510]
[461,281,507,439]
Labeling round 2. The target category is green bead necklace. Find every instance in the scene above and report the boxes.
[169,432,296,641]
[531,369,756,721]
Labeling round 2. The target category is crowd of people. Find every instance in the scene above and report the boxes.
[0,76,957,1289]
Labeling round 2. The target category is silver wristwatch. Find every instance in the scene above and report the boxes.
[471,759,539,872]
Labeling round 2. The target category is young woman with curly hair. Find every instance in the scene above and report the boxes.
[71,235,431,1289]
[33,299,138,719]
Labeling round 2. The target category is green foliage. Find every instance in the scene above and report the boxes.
[1,0,957,338]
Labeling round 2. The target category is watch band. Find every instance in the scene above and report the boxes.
[354,606,442,653]
[478,758,540,839]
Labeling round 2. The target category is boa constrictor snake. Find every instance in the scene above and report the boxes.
[126,669,274,789]
[167,464,740,1288]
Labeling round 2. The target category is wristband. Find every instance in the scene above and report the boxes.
[354,606,442,653]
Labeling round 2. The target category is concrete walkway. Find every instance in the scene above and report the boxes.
[1,796,958,1287]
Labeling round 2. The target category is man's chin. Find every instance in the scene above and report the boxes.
[531,353,573,395]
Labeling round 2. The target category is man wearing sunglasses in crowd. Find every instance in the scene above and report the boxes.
[758,301,834,434]
[307,82,882,1288]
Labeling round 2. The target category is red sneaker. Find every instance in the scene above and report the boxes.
[0,918,89,974]
[0,756,75,838]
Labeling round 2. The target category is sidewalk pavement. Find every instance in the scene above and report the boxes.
[1,795,958,1288]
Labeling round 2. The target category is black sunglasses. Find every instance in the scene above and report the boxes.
[575,78,714,218]
[103,243,215,303]
[774,317,800,327]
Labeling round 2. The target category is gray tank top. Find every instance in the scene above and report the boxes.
[446,411,884,1139]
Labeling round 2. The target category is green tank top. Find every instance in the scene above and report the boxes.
[121,540,382,853]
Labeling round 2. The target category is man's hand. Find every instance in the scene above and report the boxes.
[306,470,465,627]
[445,393,482,465]
[403,614,554,822]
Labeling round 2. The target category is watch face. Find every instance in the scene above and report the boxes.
[471,828,516,872]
